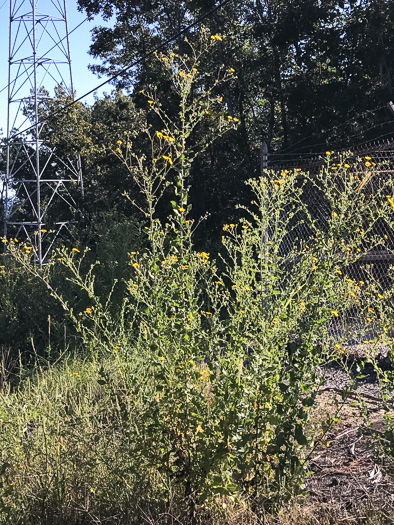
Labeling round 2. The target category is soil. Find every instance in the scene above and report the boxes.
[301,346,394,524]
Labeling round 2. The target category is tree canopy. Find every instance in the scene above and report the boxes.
[3,1,394,242]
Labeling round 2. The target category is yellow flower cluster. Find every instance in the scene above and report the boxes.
[211,34,222,41]
[156,131,175,142]
[162,155,173,165]
[200,369,211,380]
[227,115,240,122]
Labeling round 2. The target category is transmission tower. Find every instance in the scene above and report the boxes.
[3,0,83,266]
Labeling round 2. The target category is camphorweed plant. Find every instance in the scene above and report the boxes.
[339,183,394,476]
[2,43,392,524]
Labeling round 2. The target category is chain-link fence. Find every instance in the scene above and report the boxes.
[270,139,394,343]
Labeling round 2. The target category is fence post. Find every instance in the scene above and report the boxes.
[260,141,270,278]
[261,140,269,172]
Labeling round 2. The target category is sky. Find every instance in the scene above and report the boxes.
[0,0,115,135]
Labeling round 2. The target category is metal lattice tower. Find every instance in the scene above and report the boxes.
[3,0,83,266]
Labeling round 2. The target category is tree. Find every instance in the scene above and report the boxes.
[77,0,394,153]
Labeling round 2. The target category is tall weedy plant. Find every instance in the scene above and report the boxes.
[2,34,392,524]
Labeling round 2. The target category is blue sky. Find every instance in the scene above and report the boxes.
[0,0,114,134]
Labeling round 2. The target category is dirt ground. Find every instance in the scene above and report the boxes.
[298,351,394,525]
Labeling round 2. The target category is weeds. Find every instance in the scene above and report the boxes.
[0,36,393,524]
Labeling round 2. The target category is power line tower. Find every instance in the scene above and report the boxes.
[3,0,83,266]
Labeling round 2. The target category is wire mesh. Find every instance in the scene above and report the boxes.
[270,139,394,342]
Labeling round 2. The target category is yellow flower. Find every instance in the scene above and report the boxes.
[199,252,209,259]
[365,161,371,167]
[233,117,239,122]
[229,67,235,72]
[162,56,168,61]
[70,372,80,378]
[332,212,338,217]
[179,207,186,212]
[72,248,80,253]
[156,131,163,138]
[211,34,222,41]
[196,424,203,433]
[365,156,371,160]
[331,310,339,317]
[192,67,198,72]
[85,307,92,314]
[326,151,331,155]
[40,229,47,233]
[116,139,122,144]
[132,262,139,268]
[227,115,233,120]
[162,155,173,165]
[158,356,165,361]
[205,311,212,315]
[148,99,154,104]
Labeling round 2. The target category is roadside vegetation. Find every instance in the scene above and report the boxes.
[1,40,394,524]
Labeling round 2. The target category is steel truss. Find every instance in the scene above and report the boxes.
[3,0,83,266]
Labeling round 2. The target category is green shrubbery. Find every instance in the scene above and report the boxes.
[1,39,393,524]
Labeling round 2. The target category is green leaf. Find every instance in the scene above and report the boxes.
[294,424,308,446]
